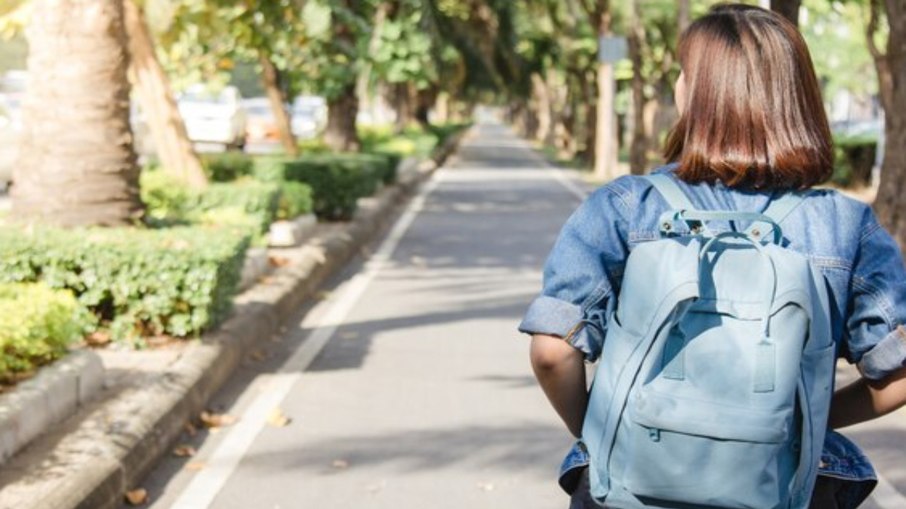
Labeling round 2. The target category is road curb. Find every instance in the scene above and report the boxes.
[0,128,468,509]
[0,350,104,464]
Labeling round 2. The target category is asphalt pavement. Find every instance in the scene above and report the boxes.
[129,121,905,509]
[134,122,584,508]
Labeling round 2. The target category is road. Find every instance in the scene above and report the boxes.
[130,121,906,509]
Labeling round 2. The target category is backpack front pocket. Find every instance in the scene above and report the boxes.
[621,390,797,509]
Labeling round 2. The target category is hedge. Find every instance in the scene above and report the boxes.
[832,135,877,188]
[280,156,385,220]
[202,153,254,182]
[277,181,314,220]
[141,171,306,234]
[193,180,281,234]
[0,226,250,342]
[0,283,91,382]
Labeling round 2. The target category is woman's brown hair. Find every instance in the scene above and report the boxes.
[663,4,833,190]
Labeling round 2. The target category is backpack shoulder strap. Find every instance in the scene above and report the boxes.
[645,173,696,210]
[744,191,809,238]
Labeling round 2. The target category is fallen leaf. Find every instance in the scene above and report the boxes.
[248,349,268,361]
[172,445,196,457]
[332,459,349,469]
[269,255,291,267]
[266,408,291,427]
[124,488,148,505]
[200,411,238,428]
[184,422,198,437]
[185,461,206,471]
[86,332,111,346]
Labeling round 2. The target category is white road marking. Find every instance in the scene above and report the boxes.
[169,173,444,509]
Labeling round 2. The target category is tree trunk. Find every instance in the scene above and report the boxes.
[771,0,801,26]
[12,0,142,227]
[123,0,205,189]
[391,82,415,133]
[872,0,906,249]
[628,0,647,175]
[258,52,297,156]
[677,0,691,33]
[434,92,450,124]
[414,86,435,127]
[592,7,621,181]
[325,85,361,152]
[356,1,390,129]
[583,71,598,166]
[531,72,552,143]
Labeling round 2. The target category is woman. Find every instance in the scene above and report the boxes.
[519,4,906,508]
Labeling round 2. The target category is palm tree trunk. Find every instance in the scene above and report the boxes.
[123,0,206,189]
[873,0,906,249]
[12,0,143,227]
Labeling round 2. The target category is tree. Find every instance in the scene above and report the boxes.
[11,0,143,227]
[771,0,801,26]
[124,0,207,189]
[580,0,621,181]
[160,0,307,156]
[872,0,906,249]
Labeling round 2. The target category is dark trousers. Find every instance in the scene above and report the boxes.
[568,470,855,509]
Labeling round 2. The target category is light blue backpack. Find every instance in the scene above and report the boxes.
[582,175,837,509]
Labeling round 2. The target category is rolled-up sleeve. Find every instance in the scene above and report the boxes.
[847,209,906,380]
[518,182,630,361]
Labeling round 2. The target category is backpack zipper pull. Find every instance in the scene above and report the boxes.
[649,428,661,442]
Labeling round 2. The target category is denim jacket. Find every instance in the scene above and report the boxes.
[519,165,906,505]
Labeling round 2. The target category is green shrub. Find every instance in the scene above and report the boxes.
[192,180,281,234]
[141,171,280,234]
[832,135,877,188]
[297,139,331,154]
[0,226,250,342]
[0,283,92,381]
[251,155,293,183]
[202,153,254,182]
[277,181,314,220]
[282,155,383,220]
[140,171,194,224]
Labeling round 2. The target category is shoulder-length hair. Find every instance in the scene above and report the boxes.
[663,4,833,190]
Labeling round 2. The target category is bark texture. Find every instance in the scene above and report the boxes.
[259,52,298,156]
[770,0,801,26]
[872,0,906,249]
[628,0,647,175]
[325,86,361,152]
[12,0,143,227]
[123,0,206,189]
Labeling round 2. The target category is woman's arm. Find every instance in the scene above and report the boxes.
[829,364,906,429]
[530,334,588,438]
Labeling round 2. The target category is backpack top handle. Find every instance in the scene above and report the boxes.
[645,173,806,245]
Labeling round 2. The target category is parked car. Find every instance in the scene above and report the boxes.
[177,85,247,150]
[291,95,326,139]
[242,97,283,143]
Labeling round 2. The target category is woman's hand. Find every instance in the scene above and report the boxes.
[530,334,588,438]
